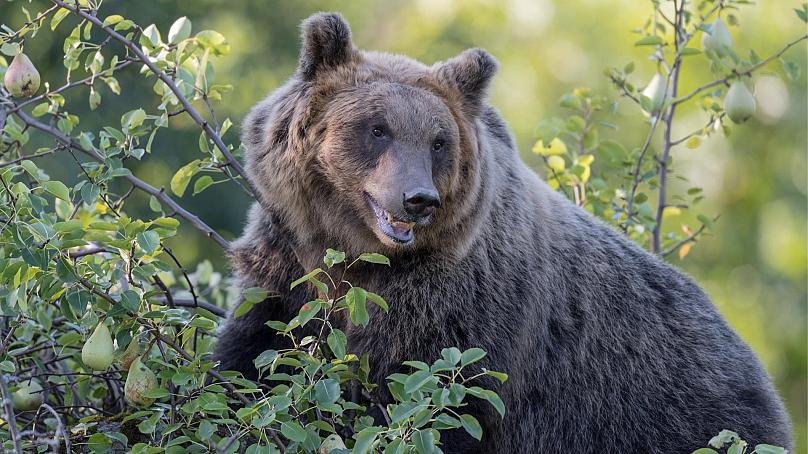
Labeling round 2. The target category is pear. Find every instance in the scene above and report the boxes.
[531,137,568,156]
[118,336,142,371]
[724,81,756,124]
[3,52,40,97]
[701,19,733,57]
[641,73,667,114]
[11,379,44,411]
[124,356,158,407]
[82,323,114,371]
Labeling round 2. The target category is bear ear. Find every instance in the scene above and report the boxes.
[298,12,355,81]
[435,48,499,116]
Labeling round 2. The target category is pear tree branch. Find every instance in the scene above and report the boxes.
[51,0,262,203]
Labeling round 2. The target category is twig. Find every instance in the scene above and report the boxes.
[0,374,24,454]
[661,215,720,257]
[151,296,226,318]
[0,147,62,169]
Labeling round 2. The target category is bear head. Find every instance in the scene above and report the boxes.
[243,12,499,257]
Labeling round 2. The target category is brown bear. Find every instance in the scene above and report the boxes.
[215,12,792,453]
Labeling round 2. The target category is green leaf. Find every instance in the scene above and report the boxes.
[102,15,124,27]
[31,103,50,117]
[403,369,433,394]
[327,329,347,359]
[242,287,268,303]
[280,421,307,443]
[0,42,21,57]
[314,379,340,405]
[691,449,719,454]
[357,252,390,266]
[192,175,214,195]
[460,414,483,441]
[709,430,739,448]
[140,24,162,48]
[366,292,388,312]
[168,17,192,44]
[51,8,70,30]
[136,231,160,255]
[43,181,70,202]
[347,287,369,326]
[290,268,324,290]
[170,160,201,197]
[195,30,230,55]
[680,47,702,56]
[411,429,435,454]
[796,5,808,23]
[781,59,801,81]
[441,347,462,365]
[460,348,486,367]
[352,427,382,454]
[484,391,505,418]
[754,444,787,454]
[121,108,146,132]
[391,401,422,424]
[485,370,509,383]
[323,248,345,267]
[634,36,664,46]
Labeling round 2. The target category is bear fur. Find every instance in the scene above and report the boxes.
[215,12,792,453]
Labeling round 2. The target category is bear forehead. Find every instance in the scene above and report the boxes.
[328,82,455,137]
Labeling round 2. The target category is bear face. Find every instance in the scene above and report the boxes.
[319,82,459,246]
[242,13,499,257]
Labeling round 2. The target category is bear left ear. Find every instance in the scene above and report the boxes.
[435,48,498,116]
[298,12,355,81]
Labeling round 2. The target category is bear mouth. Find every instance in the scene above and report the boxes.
[365,193,416,244]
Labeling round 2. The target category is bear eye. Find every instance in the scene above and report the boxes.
[432,139,445,152]
[371,127,384,138]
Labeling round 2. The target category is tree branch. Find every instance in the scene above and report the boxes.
[652,0,687,253]
[9,108,230,249]
[51,0,262,203]
[674,33,808,106]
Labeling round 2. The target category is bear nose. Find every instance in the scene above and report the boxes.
[403,189,441,217]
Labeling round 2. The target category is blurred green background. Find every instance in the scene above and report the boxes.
[3,0,806,449]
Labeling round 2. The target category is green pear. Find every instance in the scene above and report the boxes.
[118,336,142,371]
[124,356,158,407]
[701,19,733,57]
[642,73,667,114]
[3,52,40,97]
[11,379,43,411]
[724,81,756,124]
[82,323,114,371]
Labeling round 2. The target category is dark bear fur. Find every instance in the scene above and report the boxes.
[215,12,792,453]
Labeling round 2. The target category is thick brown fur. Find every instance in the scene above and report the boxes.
[216,12,792,453]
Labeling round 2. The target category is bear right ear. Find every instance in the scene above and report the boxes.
[298,12,355,81]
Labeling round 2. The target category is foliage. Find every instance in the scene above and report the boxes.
[0,0,804,452]
[533,0,807,258]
